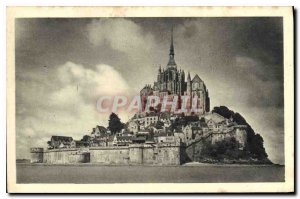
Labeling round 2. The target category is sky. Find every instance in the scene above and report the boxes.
[15,17,284,164]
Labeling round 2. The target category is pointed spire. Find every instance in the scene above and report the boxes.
[170,26,174,56]
[167,26,177,68]
[187,72,191,81]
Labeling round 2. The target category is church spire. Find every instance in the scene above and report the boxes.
[167,27,177,68]
[170,27,174,56]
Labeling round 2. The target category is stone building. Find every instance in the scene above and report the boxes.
[112,135,133,146]
[204,112,248,149]
[49,136,74,149]
[91,125,107,138]
[128,120,139,134]
[140,30,210,115]
[182,123,203,145]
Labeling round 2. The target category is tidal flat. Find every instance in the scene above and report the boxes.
[16,163,284,183]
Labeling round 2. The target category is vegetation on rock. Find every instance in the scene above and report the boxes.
[212,106,270,162]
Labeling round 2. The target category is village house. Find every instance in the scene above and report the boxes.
[181,122,203,144]
[133,112,159,129]
[49,136,74,149]
[156,133,176,144]
[91,136,108,147]
[159,112,171,123]
[127,120,139,134]
[91,125,107,138]
[112,135,133,146]
[132,136,146,144]
[199,118,210,134]
[73,140,90,148]
[204,112,234,132]
[174,132,185,144]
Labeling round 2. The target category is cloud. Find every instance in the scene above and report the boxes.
[86,19,161,92]
[87,18,155,55]
[234,56,283,108]
[16,62,131,159]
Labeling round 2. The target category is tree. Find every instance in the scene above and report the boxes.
[155,121,164,129]
[47,141,53,149]
[108,112,124,134]
[81,135,92,147]
[200,117,206,123]
[81,135,91,142]
[201,137,247,161]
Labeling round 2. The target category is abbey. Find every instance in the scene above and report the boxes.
[140,30,210,115]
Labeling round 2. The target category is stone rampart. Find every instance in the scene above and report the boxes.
[31,144,184,165]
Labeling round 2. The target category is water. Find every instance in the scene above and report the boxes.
[17,164,284,183]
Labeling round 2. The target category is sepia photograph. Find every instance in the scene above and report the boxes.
[6,6,294,193]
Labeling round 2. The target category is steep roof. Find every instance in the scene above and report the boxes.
[51,136,73,142]
[116,136,133,141]
[132,136,146,141]
[96,125,107,132]
[192,74,203,82]
[200,121,208,128]
[155,132,167,137]
[159,112,170,119]
[191,126,202,130]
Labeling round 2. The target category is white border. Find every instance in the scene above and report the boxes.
[6,6,294,193]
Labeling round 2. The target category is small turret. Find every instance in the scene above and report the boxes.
[187,72,191,95]
[187,72,191,81]
[157,66,162,82]
[181,70,185,78]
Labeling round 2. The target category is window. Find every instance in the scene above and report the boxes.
[193,82,199,89]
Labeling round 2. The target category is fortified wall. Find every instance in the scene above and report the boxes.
[30,143,185,165]
[30,148,44,163]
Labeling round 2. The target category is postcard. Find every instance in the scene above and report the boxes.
[7,6,294,193]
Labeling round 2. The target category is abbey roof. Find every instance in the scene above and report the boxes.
[192,74,203,82]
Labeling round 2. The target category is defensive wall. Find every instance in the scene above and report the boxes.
[30,148,44,163]
[30,143,185,165]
